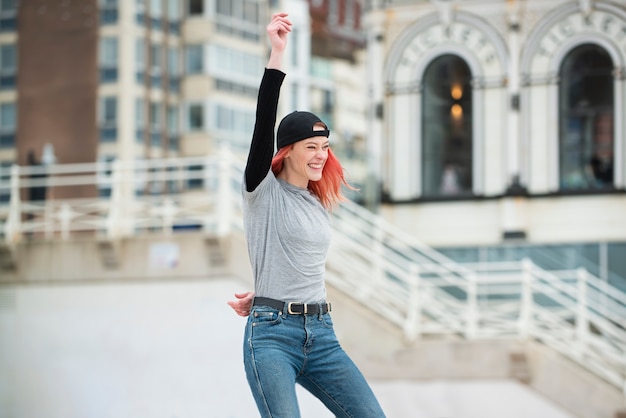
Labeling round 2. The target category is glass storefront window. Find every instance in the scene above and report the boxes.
[422,54,473,198]
[559,44,614,191]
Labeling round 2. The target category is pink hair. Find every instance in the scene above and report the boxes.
[271,146,355,210]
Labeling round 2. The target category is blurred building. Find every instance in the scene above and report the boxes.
[0,0,368,199]
[363,0,626,285]
[3,0,621,284]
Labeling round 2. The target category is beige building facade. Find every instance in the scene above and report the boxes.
[362,0,626,283]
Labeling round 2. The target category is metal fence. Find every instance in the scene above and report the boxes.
[328,198,626,396]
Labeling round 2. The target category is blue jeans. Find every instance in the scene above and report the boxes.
[243,304,386,418]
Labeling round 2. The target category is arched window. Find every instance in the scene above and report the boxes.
[422,55,473,197]
[559,44,614,191]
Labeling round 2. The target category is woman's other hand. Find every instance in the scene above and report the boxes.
[227,291,255,317]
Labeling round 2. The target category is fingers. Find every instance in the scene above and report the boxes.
[268,12,292,32]
[227,291,254,316]
[227,300,250,317]
[233,291,254,300]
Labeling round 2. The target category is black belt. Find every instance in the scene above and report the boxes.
[253,296,332,315]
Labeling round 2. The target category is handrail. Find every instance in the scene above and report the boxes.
[0,148,245,242]
[327,199,626,395]
[0,151,624,397]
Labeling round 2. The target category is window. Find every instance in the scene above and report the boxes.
[150,0,163,30]
[291,84,298,114]
[328,0,338,24]
[167,47,180,91]
[150,44,162,88]
[135,98,145,142]
[0,160,12,202]
[149,102,162,146]
[167,0,181,33]
[135,38,146,83]
[185,44,203,74]
[213,104,255,151]
[99,37,118,82]
[0,101,15,147]
[311,57,332,78]
[0,43,16,89]
[210,45,262,81]
[422,54,473,197]
[97,155,115,198]
[215,0,261,41]
[188,0,203,16]
[215,79,258,97]
[0,0,18,32]
[345,0,355,28]
[188,103,204,130]
[167,106,179,151]
[186,164,203,189]
[290,28,299,68]
[559,44,614,191]
[99,97,117,142]
[136,0,146,24]
[99,0,118,25]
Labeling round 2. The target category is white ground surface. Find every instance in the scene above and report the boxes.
[0,278,575,418]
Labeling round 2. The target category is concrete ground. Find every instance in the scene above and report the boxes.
[0,277,575,418]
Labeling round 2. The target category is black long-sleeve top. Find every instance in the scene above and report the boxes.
[244,68,286,192]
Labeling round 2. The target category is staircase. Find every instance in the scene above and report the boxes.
[327,199,626,393]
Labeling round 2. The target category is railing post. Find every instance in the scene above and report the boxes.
[107,160,122,240]
[4,164,22,245]
[161,198,176,235]
[519,258,534,338]
[59,203,72,240]
[576,267,589,359]
[44,195,54,240]
[217,145,231,236]
[372,217,385,286]
[404,264,421,341]
[465,272,478,339]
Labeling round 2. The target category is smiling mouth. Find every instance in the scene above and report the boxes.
[308,163,323,170]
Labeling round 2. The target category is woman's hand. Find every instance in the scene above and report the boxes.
[267,12,292,51]
[266,12,292,69]
[227,291,255,317]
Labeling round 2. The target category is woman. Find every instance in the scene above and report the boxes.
[227,12,386,418]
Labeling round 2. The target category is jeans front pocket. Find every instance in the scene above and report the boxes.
[250,307,282,327]
[321,312,335,329]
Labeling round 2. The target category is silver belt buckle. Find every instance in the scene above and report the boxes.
[288,302,304,314]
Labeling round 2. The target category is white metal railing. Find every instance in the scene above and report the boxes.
[0,151,624,397]
[0,147,243,244]
[327,200,626,396]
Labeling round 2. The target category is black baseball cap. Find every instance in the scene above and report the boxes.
[277,111,330,150]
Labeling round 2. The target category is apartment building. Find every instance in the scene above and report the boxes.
[0,0,367,201]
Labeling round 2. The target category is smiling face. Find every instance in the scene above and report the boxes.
[277,125,329,188]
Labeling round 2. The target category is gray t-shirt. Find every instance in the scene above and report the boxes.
[242,170,331,303]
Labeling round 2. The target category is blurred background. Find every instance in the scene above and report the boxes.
[0,0,625,417]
